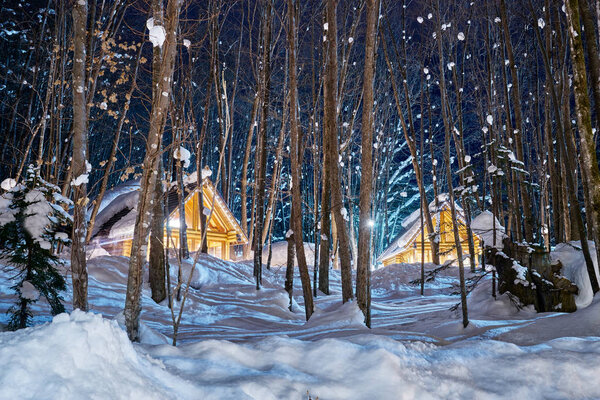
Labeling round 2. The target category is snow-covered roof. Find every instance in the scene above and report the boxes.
[376,194,467,263]
[91,177,246,243]
[470,210,506,249]
[86,180,140,221]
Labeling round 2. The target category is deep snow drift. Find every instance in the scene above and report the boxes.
[1,242,600,399]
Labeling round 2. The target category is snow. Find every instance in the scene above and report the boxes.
[512,261,529,284]
[91,188,139,239]
[0,311,185,399]
[471,210,506,249]
[202,166,212,179]
[3,307,600,400]
[1,178,16,191]
[340,207,348,220]
[71,173,89,186]
[24,189,55,250]
[0,191,17,226]
[174,146,191,168]
[552,241,599,308]
[2,249,600,398]
[19,281,39,301]
[86,180,139,221]
[538,18,545,29]
[72,161,92,187]
[87,244,111,259]
[261,240,316,267]
[146,18,166,48]
[457,32,465,41]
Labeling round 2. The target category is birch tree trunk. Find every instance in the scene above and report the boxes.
[356,0,378,327]
[124,0,180,341]
[287,0,314,320]
[253,0,273,290]
[325,0,353,302]
[71,0,89,312]
[435,0,468,327]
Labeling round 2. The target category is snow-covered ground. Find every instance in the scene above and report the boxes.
[1,243,600,399]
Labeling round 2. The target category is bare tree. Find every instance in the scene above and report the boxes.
[435,0,468,327]
[253,0,273,290]
[124,0,180,341]
[356,0,379,327]
[325,0,353,303]
[287,0,314,320]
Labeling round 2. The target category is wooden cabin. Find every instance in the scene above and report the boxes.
[91,177,247,261]
[377,196,481,266]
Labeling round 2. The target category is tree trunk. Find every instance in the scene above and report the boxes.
[325,0,353,302]
[124,0,180,341]
[149,155,166,304]
[356,0,378,327]
[177,157,189,259]
[285,227,295,310]
[579,0,600,131]
[253,0,273,290]
[288,0,314,320]
[71,0,89,312]
[435,0,468,327]
[499,0,534,243]
[318,144,331,294]
[565,0,600,293]
[241,96,258,259]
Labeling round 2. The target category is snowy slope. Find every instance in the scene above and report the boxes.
[3,313,600,400]
[1,249,600,399]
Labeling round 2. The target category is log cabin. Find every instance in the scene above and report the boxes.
[377,195,481,266]
[90,176,247,261]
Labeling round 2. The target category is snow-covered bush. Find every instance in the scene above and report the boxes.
[0,166,72,330]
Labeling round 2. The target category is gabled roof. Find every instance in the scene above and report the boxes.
[376,194,467,263]
[91,177,247,244]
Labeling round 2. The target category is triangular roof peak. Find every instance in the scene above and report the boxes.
[377,194,468,263]
[91,175,246,243]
